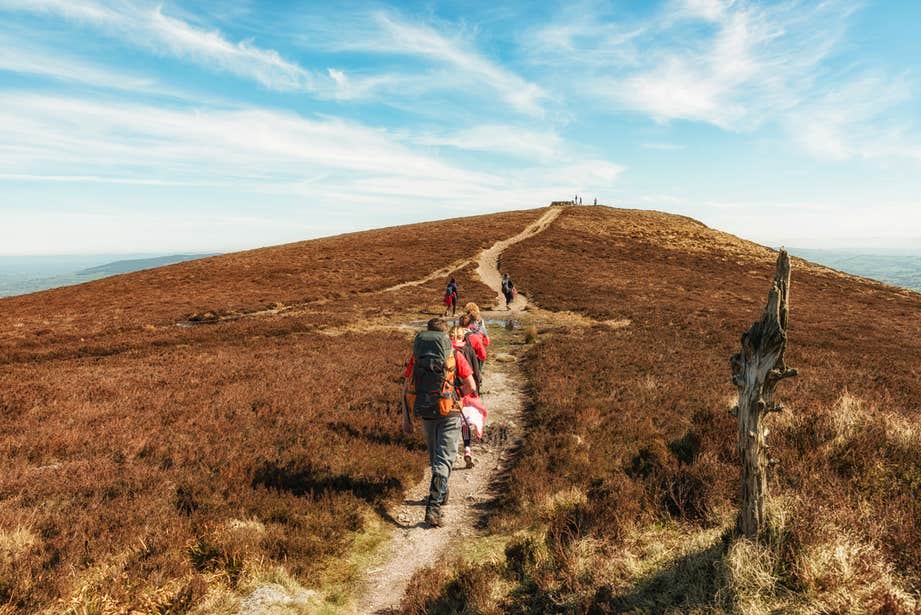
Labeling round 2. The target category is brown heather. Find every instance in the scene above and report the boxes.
[401,206,921,613]
[0,209,542,612]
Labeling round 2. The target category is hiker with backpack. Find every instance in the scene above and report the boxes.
[458,314,487,370]
[450,325,487,468]
[443,277,458,317]
[402,318,477,527]
[463,302,489,347]
[501,273,516,310]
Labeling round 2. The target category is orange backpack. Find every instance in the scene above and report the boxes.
[406,331,458,418]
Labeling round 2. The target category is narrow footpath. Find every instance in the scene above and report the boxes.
[352,207,561,613]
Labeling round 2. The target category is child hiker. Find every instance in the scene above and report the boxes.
[463,302,489,347]
[450,326,487,468]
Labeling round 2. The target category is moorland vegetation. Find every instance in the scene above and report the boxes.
[2,204,919,613]
[0,209,541,612]
[402,206,921,613]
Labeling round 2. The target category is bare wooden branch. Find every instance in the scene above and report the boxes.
[730,249,798,539]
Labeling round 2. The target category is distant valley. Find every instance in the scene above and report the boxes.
[0,253,217,297]
[787,247,921,293]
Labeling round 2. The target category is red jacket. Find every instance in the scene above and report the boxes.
[466,332,487,361]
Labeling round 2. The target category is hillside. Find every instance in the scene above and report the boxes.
[1,205,920,613]
[405,206,921,613]
[0,209,543,612]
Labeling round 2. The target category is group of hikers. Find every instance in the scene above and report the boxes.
[572,194,598,206]
[402,300,492,527]
[443,274,516,317]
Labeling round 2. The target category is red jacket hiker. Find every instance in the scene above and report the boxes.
[465,331,487,362]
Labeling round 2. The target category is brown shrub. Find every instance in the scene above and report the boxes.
[489,206,921,607]
[0,207,548,611]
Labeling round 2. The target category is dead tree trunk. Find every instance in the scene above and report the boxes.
[730,250,798,539]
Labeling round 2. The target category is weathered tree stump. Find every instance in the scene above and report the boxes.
[730,249,798,539]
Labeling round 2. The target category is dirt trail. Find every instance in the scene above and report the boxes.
[475,206,562,312]
[353,364,523,614]
[351,207,562,614]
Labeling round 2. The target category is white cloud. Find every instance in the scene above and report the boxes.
[527,1,852,130]
[296,11,547,116]
[787,74,921,162]
[0,93,624,252]
[372,13,546,117]
[2,1,547,114]
[415,125,564,161]
[0,32,161,93]
[0,0,347,95]
[0,93,499,188]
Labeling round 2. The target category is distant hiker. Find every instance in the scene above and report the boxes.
[462,302,490,347]
[501,273,516,310]
[450,326,487,468]
[593,197,597,206]
[573,193,577,205]
[443,277,458,317]
[402,318,476,527]
[579,196,583,205]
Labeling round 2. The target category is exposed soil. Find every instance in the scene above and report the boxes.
[474,207,562,312]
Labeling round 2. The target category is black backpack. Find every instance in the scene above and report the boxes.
[408,331,457,419]
[459,336,482,393]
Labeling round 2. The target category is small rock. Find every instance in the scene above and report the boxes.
[235,584,315,615]
[494,353,516,363]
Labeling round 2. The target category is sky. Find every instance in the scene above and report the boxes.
[1,0,920,255]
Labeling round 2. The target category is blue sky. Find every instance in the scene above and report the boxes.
[1,0,919,254]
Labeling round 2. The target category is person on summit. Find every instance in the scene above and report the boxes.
[443,277,458,317]
[402,318,476,527]
[501,273,516,310]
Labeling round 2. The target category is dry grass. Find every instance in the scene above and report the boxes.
[0,209,544,612]
[404,205,921,612]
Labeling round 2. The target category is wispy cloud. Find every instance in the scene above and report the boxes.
[526,1,852,129]
[615,1,852,130]
[415,124,563,161]
[294,10,547,116]
[372,13,546,117]
[0,0,343,95]
[0,93,620,213]
[523,0,921,165]
[786,73,921,162]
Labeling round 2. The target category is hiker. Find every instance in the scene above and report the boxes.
[579,196,583,205]
[402,318,476,527]
[450,326,487,468]
[594,197,597,206]
[501,273,516,310]
[462,302,490,348]
[458,314,487,369]
[443,277,458,317]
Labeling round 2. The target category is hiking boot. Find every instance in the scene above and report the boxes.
[429,474,449,506]
[424,505,442,527]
